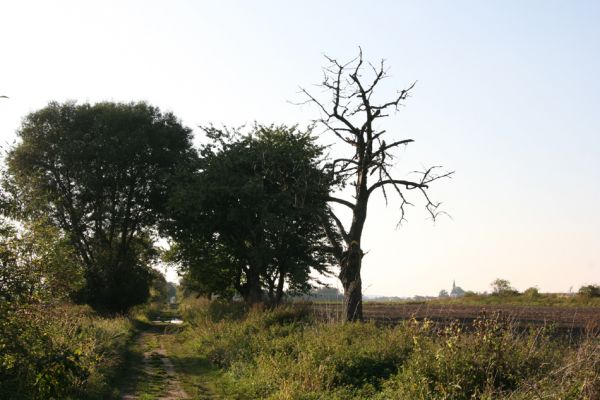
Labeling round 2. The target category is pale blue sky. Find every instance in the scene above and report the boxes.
[1,1,599,296]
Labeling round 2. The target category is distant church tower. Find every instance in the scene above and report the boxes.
[450,279,464,297]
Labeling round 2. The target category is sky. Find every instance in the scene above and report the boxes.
[1,1,599,296]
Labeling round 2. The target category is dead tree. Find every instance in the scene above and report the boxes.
[300,49,453,322]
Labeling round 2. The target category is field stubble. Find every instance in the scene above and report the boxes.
[312,302,600,333]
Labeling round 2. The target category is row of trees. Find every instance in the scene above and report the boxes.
[163,125,335,305]
[2,51,450,320]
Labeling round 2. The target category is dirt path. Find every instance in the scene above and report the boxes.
[121,317,190,400]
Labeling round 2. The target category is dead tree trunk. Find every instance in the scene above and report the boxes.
[340,241,363,321]
[300,49,453,322]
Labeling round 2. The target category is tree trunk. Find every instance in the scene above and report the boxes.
[304,50,451,324]
[267,274,275,304]
[339,242,363,321]
[245,265,263,305]
[275,271,286,305]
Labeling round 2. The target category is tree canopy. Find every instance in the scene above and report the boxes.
[164,125,334,304]
[6,101,195,312]
[490,279,518,295]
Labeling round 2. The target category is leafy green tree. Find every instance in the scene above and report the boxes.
[149,267,168,302]
[578,284,600,298]
[6,101,195,312]
[523,287,540,299]
[165,125,333,305]
[491,278,518,295]
[166,240,242,300]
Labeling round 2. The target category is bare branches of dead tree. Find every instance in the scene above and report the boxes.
[299,48,453,321]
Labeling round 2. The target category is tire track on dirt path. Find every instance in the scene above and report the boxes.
[121,316,190,400]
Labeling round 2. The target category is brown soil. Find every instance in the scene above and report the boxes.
[121,322,190,400]
[312,303,600,333]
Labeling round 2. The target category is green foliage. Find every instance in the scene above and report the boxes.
[148,268,168,302]
[379,316,556,399]
[6,101,195,312]
[491,278,519,295]
[0,304,133,400]
[578,284,600,298]
[0,214,134,399]
[165,125,333,304]
[166,282,178,302]
[185,308,411,398]
[523,286,540,299]
[0,218,83,304]
[170,299,600,400]
[180,297,248,324]
[509,338,600,399]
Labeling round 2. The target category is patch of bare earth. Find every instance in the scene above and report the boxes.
[121,323,190,400]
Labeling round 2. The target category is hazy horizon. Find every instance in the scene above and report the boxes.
[1,1,599,297]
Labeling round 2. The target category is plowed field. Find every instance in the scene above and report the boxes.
[311,303,600,332]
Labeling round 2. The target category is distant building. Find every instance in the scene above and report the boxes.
[450,280,465,297]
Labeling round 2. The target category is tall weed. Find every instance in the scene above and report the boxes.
[379,315,560,399]
[175,300,600,399]
[0,304,133,400]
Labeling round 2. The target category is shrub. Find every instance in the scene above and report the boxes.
[174,300,595,399]
[217,322,413,399]
[523,287,540,299]
[491,278,519,296]
[206,299,248,322]
[578,285,600,298]
[511,338,600,399]
[183,302,414,398]
[180,297,247,325]
[379,315,558,399]
[258,303,312,327]
[0,304,133,400]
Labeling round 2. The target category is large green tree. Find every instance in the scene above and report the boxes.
[6,101,195,312]
[165,125,334,305]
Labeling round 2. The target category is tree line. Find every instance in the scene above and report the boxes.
[1,51,450,320]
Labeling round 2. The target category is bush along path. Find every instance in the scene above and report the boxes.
[120,309,193,400]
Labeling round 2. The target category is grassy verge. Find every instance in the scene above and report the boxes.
[0,303,136,400]
[118,330,170,399]
[117,304,195,399]
[163,328,223,399]
[169,297,600,400]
